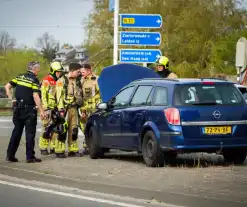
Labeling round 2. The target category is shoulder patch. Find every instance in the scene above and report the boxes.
[91,76,96,80]
[57,81,63,87]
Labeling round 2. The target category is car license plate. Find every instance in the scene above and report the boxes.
[203,126,231,134]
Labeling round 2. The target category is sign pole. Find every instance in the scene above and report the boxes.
[113,0,119,65]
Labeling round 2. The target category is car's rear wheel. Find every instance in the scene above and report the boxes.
[223,148,247,165]
[142,131,164,167]
[88,126,104,159]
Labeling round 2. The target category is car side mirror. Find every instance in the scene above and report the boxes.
[97,102,108,110]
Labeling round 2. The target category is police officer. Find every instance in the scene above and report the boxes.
[155,56,178,79]
[39,61,65,155]
[79,63,101,154]
[56,63,83,158]
[5,61,45,163]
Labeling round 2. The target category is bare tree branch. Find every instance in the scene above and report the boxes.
[0,31,16,53]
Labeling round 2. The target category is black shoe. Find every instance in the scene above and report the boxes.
[68,152,82,157]
[50,149,55,154]
[40,150,49,156]
[6,156,18,162]
[26,157,42,163]
[56,153,66,158]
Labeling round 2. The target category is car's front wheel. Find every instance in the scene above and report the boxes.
[223,148,247,165]
[142,131,164,167]
[88,126,104,159]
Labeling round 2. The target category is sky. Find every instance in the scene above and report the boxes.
[0,0,93,48]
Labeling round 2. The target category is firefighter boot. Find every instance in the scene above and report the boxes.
[55,140,66,158]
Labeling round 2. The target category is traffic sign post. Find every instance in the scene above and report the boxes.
[110,0,163,65]
[119,49,162,63]
[113,0,119,65]
[119,32,161,46]
[119,14,162,28]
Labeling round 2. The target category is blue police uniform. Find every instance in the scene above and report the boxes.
[6,70,42,163]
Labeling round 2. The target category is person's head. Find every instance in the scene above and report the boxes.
[68,62,81,78]
[80,63,92,78]
[50,61,64,79]
[155,56,169,72]
[27,61,41,76]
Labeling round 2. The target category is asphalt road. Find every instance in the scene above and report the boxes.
[0,183,113,207]
[0,175,166,207]
[0,116,247,207]
[0,116,84,137]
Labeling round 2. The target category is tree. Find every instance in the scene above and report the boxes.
[0,31,16,54]
[83,0,247,77]
[36,32,59,62]
[0,49,49,84]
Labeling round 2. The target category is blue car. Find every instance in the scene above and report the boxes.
[84,64,247,167]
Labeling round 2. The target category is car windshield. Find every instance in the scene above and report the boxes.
[173,83,245,106]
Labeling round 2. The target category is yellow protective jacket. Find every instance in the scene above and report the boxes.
[56,74,83,110]
[80,74,101,114]
[40,74,57,110]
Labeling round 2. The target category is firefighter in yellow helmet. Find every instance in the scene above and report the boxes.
[39,61,65,155]
[56,62,83,158]
[78,63,101,154]
[155,56,178,79]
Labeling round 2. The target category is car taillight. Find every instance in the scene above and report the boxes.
[164,108,181,125]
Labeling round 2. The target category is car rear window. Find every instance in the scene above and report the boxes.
[173,83,245,106]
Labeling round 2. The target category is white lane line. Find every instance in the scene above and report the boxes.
[0,119,41,123]
[0,180,146,207]
[0,125,84,136]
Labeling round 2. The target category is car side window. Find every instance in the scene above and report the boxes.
[130,85,153,106]
[111,86,135,108]
[152,87,168,105]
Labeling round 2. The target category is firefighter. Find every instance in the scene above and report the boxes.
[5,61,45,163]
[155,56,178,79]
[56,63,83,157]
[79,63,101,154]
[39,61,65,155]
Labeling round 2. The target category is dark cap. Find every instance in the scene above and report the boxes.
[69,62,81,71]
[81,63,91,70]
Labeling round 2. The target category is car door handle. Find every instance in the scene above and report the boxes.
[117,114,121,117]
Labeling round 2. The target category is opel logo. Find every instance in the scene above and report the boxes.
[213,110,221,119]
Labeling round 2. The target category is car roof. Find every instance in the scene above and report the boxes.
[130,78,235,86]
[235,84,247,88]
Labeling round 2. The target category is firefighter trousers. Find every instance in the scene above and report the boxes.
[55,106,79,154]
[39,111,57,152]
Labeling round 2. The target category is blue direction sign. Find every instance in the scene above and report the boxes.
[119,32,161,46]
[119,49,162,63]
[119,14,162,28]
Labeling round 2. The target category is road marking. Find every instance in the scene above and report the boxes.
[0,118,41,123]
[0,180,146,207]
[0,165,188,207]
